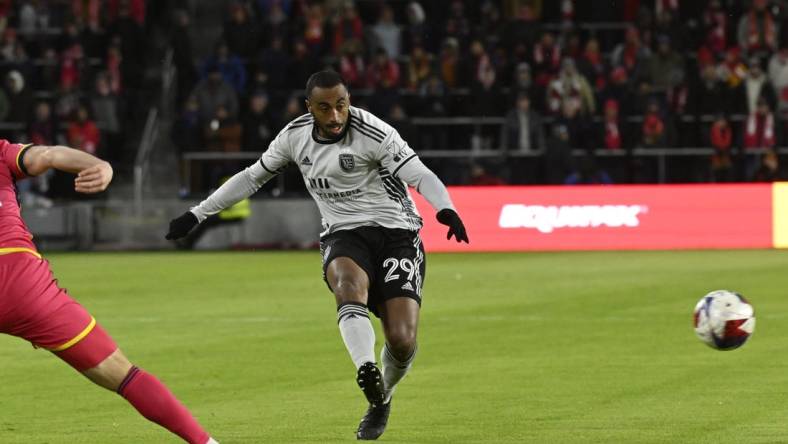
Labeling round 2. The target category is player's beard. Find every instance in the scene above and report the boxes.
[320,120,346,138]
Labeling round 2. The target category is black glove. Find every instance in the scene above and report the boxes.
[166,211,199,240]
[436,209,469,243]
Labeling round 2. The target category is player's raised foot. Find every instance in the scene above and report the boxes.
[356,362,385,406]
[356,400,391,440]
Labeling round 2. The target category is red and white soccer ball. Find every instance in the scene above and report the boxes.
[693,290,755,351]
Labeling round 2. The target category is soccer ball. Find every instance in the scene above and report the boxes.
[693,290,755,351]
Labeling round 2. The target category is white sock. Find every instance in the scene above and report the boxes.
[337,303,376,369]
[206,438,219,444]
[381,343,417,403]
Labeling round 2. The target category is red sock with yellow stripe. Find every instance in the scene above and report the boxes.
[117,366,210,444]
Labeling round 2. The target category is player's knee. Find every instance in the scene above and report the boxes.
[333,278,367,303]
[83,349,133,391]
[386,328,417,360]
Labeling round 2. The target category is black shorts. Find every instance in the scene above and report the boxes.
[320,226,426,317]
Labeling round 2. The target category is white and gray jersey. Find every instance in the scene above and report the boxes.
[190,106,456,237]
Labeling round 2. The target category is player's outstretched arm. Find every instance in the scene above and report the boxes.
[397,157,469,243]
[23,145,112,194]
[166,160,270,240]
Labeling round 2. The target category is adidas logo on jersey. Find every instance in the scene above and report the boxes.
[301,156,312,165]
[401,281,414,291]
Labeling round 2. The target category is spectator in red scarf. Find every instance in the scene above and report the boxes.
[611,26,650,79]
[338,40,365,88]
[641,100,667,148]
[709,114,733,182]
[703,0,727,53]
[67,104,101,155]
[532,31,561,86]
[576,38,607,91]
[744,97,777,149]
[332,1,363,55]
[600,99,623,150]
[738,0,778,56]
[366,47,400,89]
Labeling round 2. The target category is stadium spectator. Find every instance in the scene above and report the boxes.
[416,74,448,149]
[302,2,327,56]
[691,64,727,117]
[703,0,727,53]
[438,37,463,88]
[55,82,81,120]
[744,97,777,150]
[532,31,561,86]
[500,93,545,153]
[332,1,364,56]
[564,153,613,185]
[733,57,776,114]
[286,39,319,90]
[67,104,101,155]
[107,3,145,89]
[500,5,540,54]
[544,124,573,184]
[442,0,472,50]
[599,99,624,150]
[767,48,788,114]
[203,104,241,153]
[366,47,400,90]
[547,58,595,116]
[646,34,684,93]
[191,64,239,122]
[576,37,607,91]
[172,95,202,154]
[718,46,747,90]
[611,26,650,80]
[223,2,260,59]
[709,114,734,182]
[469,163,506,185]
[752,149,781,181]
[28,101,58,146]
[257,35,289,92]
[201,41,246,94]
[387,103,416,148]
[556,99,592,150]
[242,91,276,151]
[260,4,290,49]
[511,62,543,112]
[640,100,669,148]
[90,73,123,161]
[171,9,197,106]
[370,4,401,59]
[4,70,32,124]
[738,0,778,57]
[405,45,433,91]
[599,67,632,116]
[280,94,304,127]
[338,39,366,89]
[107,0,146,26]
[401,1,428,51]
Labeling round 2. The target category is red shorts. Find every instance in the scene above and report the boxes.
[0,252,117,370]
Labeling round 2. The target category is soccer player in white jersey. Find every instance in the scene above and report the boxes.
[166,70,468,440]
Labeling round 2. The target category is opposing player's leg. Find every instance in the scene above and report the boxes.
[55,327,216,444]
[0,254,217,443]
[326,256,386,407]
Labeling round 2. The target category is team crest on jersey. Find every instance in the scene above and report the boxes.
[338,153,355,172]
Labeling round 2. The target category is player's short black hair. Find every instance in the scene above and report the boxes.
[305,70,347,98]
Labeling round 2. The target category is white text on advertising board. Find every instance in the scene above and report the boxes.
[499,204,647,233]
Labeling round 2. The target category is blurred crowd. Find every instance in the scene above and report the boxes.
[0,0,152,203]
[172,0,788,188]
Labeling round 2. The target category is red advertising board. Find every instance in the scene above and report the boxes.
[411,184,773,252]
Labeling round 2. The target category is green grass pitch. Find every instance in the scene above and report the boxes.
[1,250,787,443]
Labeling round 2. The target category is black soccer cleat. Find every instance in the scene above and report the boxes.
[356,362,386,406]
[356,400,391,440]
